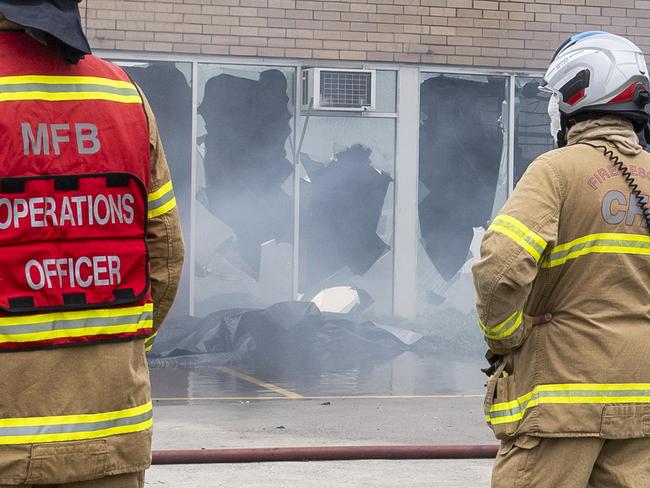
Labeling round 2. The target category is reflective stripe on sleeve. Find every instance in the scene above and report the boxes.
[489,215,547,262]
[144,331,157,352]
[542,233,650,268]
[0,303,153,345]
[0,401,153,445]
[148,181,177,219]
[0,75,142,104]
[479,310,523,340]
[486,383,650,425]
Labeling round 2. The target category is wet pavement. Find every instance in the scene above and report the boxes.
[150,351,487,400]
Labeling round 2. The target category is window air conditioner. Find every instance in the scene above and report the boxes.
[302,68,376,112]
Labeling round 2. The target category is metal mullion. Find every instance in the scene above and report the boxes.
[420,66,545,78]
[508,75,516,196]
[393,66,420,319]
[299,111,397,119]
[98,49,546,79]
[292,67,301,300]
[189,60,199,316]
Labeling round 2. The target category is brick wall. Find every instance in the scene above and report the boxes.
[83,0,650,69]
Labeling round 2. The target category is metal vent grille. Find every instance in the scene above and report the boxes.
[319,71,372,108]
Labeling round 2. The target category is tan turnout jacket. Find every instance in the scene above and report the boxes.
[473,116,650,441]
[0,37,184,484]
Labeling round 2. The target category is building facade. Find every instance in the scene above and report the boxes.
[84,0,648,70]
[76,1,649,362]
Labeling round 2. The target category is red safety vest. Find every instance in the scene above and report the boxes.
[0,32,152,351]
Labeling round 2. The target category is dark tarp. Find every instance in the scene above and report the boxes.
[299,144,392,288]
[199,70,293,279]
[149,302,409,370]
[419,76,505,280]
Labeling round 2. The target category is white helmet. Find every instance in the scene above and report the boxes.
[543,31,650,146]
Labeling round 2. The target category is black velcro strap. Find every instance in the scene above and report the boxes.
[1,179,25,194]
[113,288,136,303]
[63,293,87,306]
[106,174,131,188]
[8,296,35,310]
[54,176,80,191]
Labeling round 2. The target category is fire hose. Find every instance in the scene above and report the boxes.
[152,445,499,464]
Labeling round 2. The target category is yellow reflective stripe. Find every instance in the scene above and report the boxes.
[543,233,650,268]
[479,311,523,340]
[148,181,176,219]
[486,384,650,425]
[489,215,546,262]
[0,303,153,344]
[3,320,153,344]
[0,75,141,104]
[144,332,157,352]
[0,401,153,445]
[0,75,135,89]
[0,92,142,104]
[0,303,153,327]
[0,401,153,428]
[0,418,154,445]
[148,197,177,219]
[148,181,173,202]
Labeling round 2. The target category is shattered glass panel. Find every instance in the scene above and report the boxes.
[416,73,509,363]
[194,64,296,316]
[515,77,554,183]
[298,116,396,318]
[116,61,193,317]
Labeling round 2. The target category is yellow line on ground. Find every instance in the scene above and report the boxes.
[152,394,485,402]
[216,366,304,399]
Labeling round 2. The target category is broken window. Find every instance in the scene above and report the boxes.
[416,74,509,362]
[298,116,396,318]
[194,65,296,316]
[515,77,554,183]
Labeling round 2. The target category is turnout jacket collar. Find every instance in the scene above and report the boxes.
[567,116,643,156]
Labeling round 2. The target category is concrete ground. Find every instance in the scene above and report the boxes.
[146,459,493,487]
[145,397,496,487]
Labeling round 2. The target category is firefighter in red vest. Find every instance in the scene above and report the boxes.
[0,2,184,487]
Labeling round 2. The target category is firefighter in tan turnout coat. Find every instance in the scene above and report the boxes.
[473,32,650,487]
[0,2,183,487]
